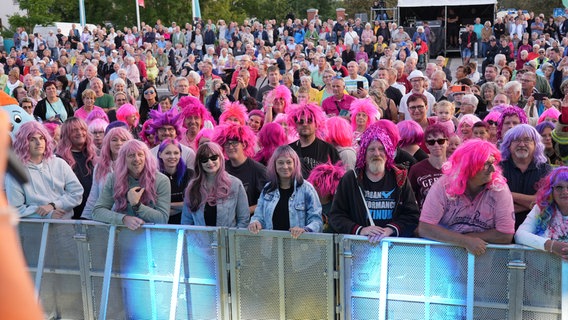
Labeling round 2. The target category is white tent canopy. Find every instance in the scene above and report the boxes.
[397,0,496,7]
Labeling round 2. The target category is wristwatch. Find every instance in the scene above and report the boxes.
[49,202,56,210]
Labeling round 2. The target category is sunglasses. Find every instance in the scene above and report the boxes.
[426,138,447,146]
[200,155,219,163]
[144,89,155,95]
[487,120,498,126]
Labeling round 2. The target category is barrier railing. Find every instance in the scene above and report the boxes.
[18,220,567,320]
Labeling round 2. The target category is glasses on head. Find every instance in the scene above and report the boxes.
[224,140,241,147]
[408,105,425,111]
[200,155,219,163]
[144,89,155,95]
[487,120,498,126]
[295,118,314,125]
[426,138,447,146]
[512,137,534,144]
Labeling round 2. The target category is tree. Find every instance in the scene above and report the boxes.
[9,0,60,31]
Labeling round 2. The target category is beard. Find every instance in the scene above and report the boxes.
[366,159,385,175]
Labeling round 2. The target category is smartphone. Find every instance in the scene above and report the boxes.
[532,93,546,100]
[449,85,467,93]
[339,109,349,116]
[356,81,364,90]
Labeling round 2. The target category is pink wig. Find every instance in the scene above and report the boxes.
[194,128,215,150]
[255,122,288,165]
[219,101,248,125]
[483,110,502,123]
[376,119,400,146]
[397,120,424,147]
[88,118,108,135]
[113,140,158,212]
[185,142,232,211]
[248,109,265,126]
[266,145,304,191]
[265,85,292,113]
[95,127,133,183]
[85,108,110,124]
[42,122,60,139]
[274,113,297,143]
[148,107,184,143]
[179,95,216,128]
[213,124,257,158]
[538,107,560,124]
[56,117,97,174]
[356,122,396,170]
[457,114,481,140]
[307,161,346,198]
[325,117,353,147]
[442,139,506,197]
[14,121,55,164]
[116,103,140,127]
[286,102,327,138]
[349,98,379,131]
[140,119,155,147]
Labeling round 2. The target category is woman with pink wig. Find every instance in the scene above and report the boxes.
[264,85,292,123]
[140,119,157,148]
[255,122,288,166]
[457,114,481,141]
[273,113,297,143]
[350,98,380,144]
[483,110,502,144]
[92,139,170,228]
[418,139,515,254]
[116,103,142,139]
[43,121,61,147]
[397,120,428,162]
[538,107,560,125]
[325,117,356,170]
[247,109,265,134]
[82,127,133,219]
[179,95,216,149]
[6,121,83,219]
[195,128,215,150]
[219,101,248,125]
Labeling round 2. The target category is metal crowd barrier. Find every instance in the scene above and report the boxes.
[18,220,568,320]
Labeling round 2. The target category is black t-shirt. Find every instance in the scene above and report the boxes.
[272,187,293,231]
[71,151,93,219]
[290,138,340,178]
[394,148,417,170]
[226,158,267,207]
[204,203,217,227]
[362,171,399,226]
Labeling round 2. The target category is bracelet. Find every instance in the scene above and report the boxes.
[550,240,555,253]
[131,202,141,211]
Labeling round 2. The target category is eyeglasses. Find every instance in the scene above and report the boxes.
[295,118,314,125]
[158,127,176,133]
[224,140,241,147]
[426,138,447,146]
[144,89,155,95]
[553,185,568,193]
[408,105,425,111]
[200,155,219,163]
[487,120,498,126]
[92,130,105,135]
[512,137,534,144]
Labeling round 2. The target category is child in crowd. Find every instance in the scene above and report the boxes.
[472,121,490,141]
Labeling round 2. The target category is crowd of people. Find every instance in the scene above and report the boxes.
[3,9,568,259]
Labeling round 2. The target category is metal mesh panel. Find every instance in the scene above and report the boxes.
[387,300,425,319]
[283,238,331,319]
[86,225,112,272]
[352,297,380,320]
[176,284,218,319]
[429,303,465,319]
[388,243,426,296]
[521,311,561,320]
[523,250,561,309]
[351,241,382,294]
[473,307,508,320]
[18,221,43,267]
[429,245,466,300]
[473,249,509,304]
[92,277,126,320]
[39,273,83,319]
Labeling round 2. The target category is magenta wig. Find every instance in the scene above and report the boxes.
[219,101,248,125]
[307,161,346,198]
[397,120,424,148]
[14,121,55,164]
[116,103,140,127]
[213,123,257,158]
[248,109,265,126]
[265,85,292,113]
[265,145,304,192]
[255,122,288,165]
[185,142,232,211]
[424,123,450,140]
[325,117,353,147]
[274,113,298,143]
[483,110,502,123]
[376,119,400,146]
[113,139,158,212]
[140,119,155,147]
[56,117,98,174]
[179,95,216,128]
[497,106,528,140]
[195,128,215,150]
[442,139,506,197]
[286,102,327,138]
[148,107,184,143]
[349,98,379,131]
[95,127,133,183]
[534,167,568,236]
[85,108,110,124]
[538,107,560,124]
[42,122,60,139]
[356,122,396,170]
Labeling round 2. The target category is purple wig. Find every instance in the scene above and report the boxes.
[499,124,547,166]
[219,101,248,125]
[148,107,184,143]
[95,127,133,182]
[255,122,288,165]
[213,123,257,158]
[286,102,327,138]
[248,109,265,127]
[140,119,155,147]
[114,140,158,212]
[356,122,396,170]
[14,121,55,164]
[535,121,555,135]
[307,161,346,198]
[538,107,560,124]
[534,167,568,236]
[497,106,528,140]
[325,117,353,147]
[397,120,425,148]
[116,103,140,127]
[85,108,110,125]
[349,98,379,131]
[179,95,216,128]
[442,139,505,197]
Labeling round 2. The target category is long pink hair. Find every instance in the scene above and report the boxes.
[113,140,158,212]
[14,121,55,164]
[442,139,506,197]
[185,142,232,211]
[56,117,97,174]
[94,127,133,182]
[254,122,288,165]
[349,98,379,131]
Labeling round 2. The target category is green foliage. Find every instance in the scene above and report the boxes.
[9,0,59,31]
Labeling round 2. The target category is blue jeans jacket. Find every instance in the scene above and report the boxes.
[250,180,323,232]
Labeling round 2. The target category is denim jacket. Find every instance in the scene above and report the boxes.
[250,180,323,232]
[181,175,250,228]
